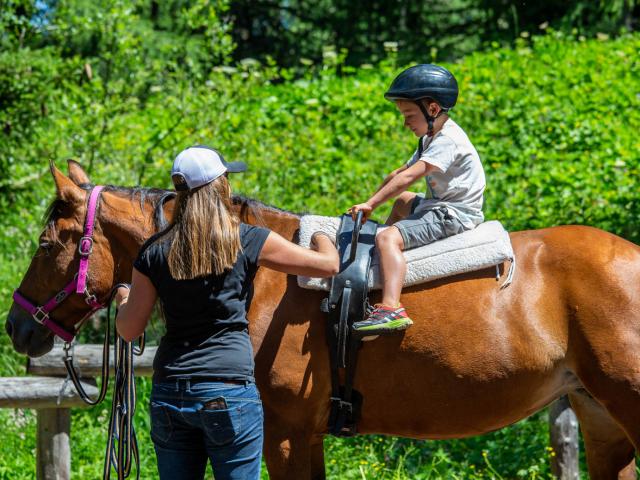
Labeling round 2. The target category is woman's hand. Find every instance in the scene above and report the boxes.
[115,270,157,342]
[311,232,334,250]
[115,285,130,307]
[348,202,373,222]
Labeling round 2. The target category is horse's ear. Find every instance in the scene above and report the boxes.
[50,161,83,203]
[67,159,91,185]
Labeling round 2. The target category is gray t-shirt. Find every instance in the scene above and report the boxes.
[406,118,485,229]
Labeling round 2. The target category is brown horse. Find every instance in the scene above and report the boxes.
[6,161,640,479]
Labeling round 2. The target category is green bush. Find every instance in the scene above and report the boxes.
[1,31,639,478]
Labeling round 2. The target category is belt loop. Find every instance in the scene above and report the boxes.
[174,379,180,392]
[186,379,191,392]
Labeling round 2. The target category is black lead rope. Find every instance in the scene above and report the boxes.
[63,309,111,406]
[104,332,141,480]
[63,283,144,479]
[104,283,143,480]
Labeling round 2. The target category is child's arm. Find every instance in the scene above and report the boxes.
[374,165,408,194]
[350,161,439,220]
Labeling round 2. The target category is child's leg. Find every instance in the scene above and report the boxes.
[394,207,465,251]
[353,207,464,334]
[385,192,418,225]
[352,226,413,333]
[376,226,406,306]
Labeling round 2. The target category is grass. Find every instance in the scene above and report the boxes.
[0,398,558,479]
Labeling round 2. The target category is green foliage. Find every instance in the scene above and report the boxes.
[1,7,639,477]
[228,0,485,65]
[0,409,37,480]
[0,0,50,49]
[49,0,235,79]
[226,0,639,66]
[458,31,640,239]
[0,387,560,479]
[323,413,557,479]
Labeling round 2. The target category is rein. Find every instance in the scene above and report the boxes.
[13,185,143,479]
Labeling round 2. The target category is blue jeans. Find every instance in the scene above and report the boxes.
[150,379,263,480]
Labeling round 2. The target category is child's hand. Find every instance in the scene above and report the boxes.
[348,203,373,222]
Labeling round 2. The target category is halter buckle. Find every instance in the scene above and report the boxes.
[84,292,98,306]
[63,341,74,361]
[78,236,94,256]
[33,307,49,325]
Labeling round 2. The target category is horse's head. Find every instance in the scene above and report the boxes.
[5,161,154,357]
[5,161,298,357]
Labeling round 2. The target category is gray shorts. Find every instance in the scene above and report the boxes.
[394,196,465,250]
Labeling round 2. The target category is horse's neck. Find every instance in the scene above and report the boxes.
[249,205,300,239]
[103,193,312,362]
[100,191,161,284]
[102,193,302,284]
[240,204,323,359]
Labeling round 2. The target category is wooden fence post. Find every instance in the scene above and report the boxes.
[0,376,99,480]
[37,409,71,480]
[0,346,157,478]
[549,395,579,480]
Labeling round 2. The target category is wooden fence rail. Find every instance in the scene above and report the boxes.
[27,344,156,377]
[0,345,156,480]
[1,344,578,479]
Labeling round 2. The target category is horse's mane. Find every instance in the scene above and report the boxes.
[42,183,298,240]
[43,184,173,241]
[231,194,300,226]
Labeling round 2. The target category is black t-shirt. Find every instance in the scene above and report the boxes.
[134,223,270,382]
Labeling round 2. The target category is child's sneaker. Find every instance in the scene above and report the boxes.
[352,304,413,333]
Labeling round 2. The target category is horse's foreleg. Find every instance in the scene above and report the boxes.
[263,408,326,480]
[569,390,637,480]
[309,434,327,480]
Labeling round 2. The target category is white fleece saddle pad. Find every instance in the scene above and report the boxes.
[297,217,515,291]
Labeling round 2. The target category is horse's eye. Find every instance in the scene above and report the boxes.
[40,241,53,251]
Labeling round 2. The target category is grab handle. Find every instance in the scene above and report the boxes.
[349,211,364,263]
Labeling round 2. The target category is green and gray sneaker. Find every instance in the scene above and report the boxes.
[352,304,413,333]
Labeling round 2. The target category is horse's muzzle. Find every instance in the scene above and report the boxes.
[5,304,54,357]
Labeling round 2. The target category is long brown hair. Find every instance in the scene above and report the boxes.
[165,176,241,279]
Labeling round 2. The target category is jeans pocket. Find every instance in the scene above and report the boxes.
[150,401,173,444]
[199,405,240,446]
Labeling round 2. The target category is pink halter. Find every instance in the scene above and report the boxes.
[12,186,106,342]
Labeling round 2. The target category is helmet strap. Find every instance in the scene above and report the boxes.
[415,100,436,137]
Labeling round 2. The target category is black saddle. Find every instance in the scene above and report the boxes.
[322,212,378,436]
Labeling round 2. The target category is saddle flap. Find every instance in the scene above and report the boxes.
[327,214,378,315]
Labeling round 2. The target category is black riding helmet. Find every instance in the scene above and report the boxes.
[384,64,458,109]
[385,64,458,139]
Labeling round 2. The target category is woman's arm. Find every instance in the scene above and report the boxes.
[258,232,339,277]
[115,268,158,342]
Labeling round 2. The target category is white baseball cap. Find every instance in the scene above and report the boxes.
[171,145,247,191]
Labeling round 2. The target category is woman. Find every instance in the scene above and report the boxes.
[115,145,339,480]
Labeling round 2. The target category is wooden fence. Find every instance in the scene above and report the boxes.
[0,344,578,479]
[0,345,156,480]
